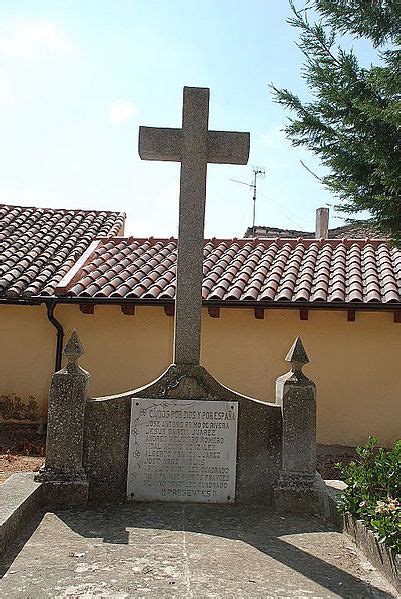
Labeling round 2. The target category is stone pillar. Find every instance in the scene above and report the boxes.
[35,330,89,507]
[274,337,323,513]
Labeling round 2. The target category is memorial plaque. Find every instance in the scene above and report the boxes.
[127,398,238,503]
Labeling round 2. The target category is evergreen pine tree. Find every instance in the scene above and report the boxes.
[272,1,401,243]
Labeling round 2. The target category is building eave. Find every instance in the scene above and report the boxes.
[7,295,400,313]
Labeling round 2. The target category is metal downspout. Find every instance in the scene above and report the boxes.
[46,300,64,372]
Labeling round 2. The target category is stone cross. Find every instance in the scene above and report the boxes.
[139,86,250,365]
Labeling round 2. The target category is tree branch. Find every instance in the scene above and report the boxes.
[300,159,323,181]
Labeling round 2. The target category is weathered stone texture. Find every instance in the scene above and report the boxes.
[344,513,400,592]
[84,395,131,504]
[0,473,42,558]
[35,330,89,507]
[1,505,397,597]
[274,337,321,512]
[139,86,249,366]
[84,364,281,505]
[45,370,89,471]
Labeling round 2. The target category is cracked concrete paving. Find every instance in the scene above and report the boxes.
[0,503,397,598]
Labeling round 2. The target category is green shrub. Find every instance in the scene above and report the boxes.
[336,436,401,554]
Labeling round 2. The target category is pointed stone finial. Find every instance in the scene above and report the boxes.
[285,337,309,376]
[64,330,84,370]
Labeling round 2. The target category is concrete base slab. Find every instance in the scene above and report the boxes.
[323,479,347,528]
[344,514,400,593]
[274,485,323,514]
[0,473,42,557]
[1,503,397,597]
[323,480,400,592]
[274,472,325,514]
[40,479,89,509]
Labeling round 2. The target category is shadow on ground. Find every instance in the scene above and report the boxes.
[1,503,395,598]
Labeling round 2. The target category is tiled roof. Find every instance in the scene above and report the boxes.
[58,237,401,304]
[245,224,381,239]
[0,204,125,297]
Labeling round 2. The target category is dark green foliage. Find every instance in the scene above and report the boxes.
[336,437,401,554]
[316,0,400,46]
[272,1,401,244]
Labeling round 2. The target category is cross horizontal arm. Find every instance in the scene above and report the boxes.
[207,130,250,165]
[138,126,182,162]
[138,86,250,367]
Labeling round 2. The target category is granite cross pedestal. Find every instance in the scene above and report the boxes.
[139,86,250,365]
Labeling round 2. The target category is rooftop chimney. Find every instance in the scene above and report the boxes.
[315,207,329,239]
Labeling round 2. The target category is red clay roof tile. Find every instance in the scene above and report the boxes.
[3,213,399,307]
[59,237,401,306]
[0,204,125,297]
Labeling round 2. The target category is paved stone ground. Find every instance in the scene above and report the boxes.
[0,503,397,598]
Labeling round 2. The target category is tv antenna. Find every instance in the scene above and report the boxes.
[231,167,265,237]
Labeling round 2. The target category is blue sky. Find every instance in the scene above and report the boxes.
[0,1,375,237]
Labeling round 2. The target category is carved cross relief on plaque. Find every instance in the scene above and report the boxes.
[139,87,250,365]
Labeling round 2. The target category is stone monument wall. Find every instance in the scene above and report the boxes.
[83,364,282,505]
[36,330,321,513]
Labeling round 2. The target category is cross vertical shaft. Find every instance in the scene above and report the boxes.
[174,87,209,365]
[138,86,249,368]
